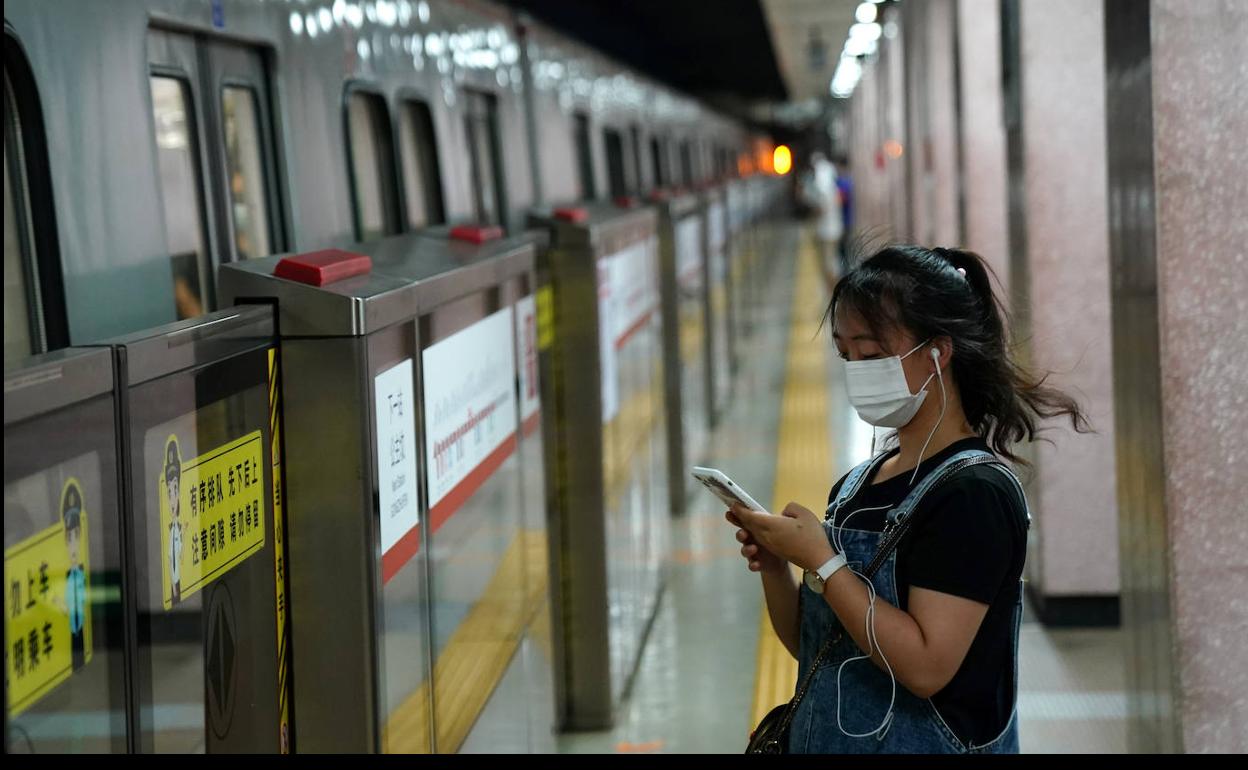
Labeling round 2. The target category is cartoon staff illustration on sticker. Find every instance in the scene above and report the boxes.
[61,478,88,671]
[164,436,184,606]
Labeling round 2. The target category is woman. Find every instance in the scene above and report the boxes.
[730,245,1088,754]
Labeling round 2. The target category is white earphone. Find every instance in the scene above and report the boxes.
[831,342,952,740]
[908,347,948,486]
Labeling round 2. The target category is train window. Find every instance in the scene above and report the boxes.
[150,76,211,320]
[680,140,694,187]
[346,90,401,241]
[463,90,504,225]
[148,32,285,319]
[399,98,445,229]
[574,112,595,200]
[603,127,627,199]
[221,86,271,259]
[650,136,664,188]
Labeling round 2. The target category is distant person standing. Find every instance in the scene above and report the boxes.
[806,152,844,290]
[834,156,854,274]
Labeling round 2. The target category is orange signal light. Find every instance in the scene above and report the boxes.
[773,145,792,175]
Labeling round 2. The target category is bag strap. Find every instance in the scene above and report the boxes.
[863,450,998,577]
[882,448,996,528]
[771,628,839,740]
[984,461,1032,531]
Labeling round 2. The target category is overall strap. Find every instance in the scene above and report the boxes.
[828,451,891,513]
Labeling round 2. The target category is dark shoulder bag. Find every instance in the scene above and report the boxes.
[745,630,838,753]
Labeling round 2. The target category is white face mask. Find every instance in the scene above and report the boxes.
[843,340,936,428]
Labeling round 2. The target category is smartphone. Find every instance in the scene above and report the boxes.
[691,467,768,513]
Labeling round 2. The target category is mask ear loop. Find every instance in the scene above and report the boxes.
[908,350,947,487]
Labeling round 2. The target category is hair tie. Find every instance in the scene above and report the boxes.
[956,267,967,277]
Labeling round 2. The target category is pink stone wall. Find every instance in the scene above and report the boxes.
[905,0,930,243]
[845,3,909,246]
[1151,0,1248,752]
[1021,0,1120,596]
[849,66,889,243]
[956,0,1010,290]
[884,8,909,238]
[926,0,960,247]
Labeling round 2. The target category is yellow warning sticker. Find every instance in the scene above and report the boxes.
[536,284,555,351]
[158,431,266,610]
[4,478,93,716]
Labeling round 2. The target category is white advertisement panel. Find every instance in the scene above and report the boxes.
[375,359,420,580]
[676,217,703,290]
[422,307,518,529]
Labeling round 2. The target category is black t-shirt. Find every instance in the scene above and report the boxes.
[825,437,1028,747]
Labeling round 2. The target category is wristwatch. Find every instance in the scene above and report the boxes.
[804,552,848,594]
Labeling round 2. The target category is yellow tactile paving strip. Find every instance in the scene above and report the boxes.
[383,530,549,754]
[603,384,659,506]
[750,237,833,728]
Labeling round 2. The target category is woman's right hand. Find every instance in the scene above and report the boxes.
[726,509,788,575]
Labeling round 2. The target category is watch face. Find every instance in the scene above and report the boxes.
[804,570,822,593]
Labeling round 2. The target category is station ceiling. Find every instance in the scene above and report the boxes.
[503,0,790,117]
[504,0,862,129]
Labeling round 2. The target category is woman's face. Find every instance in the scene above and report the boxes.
[166,474,180,519]
[66,526,81,566]
[832,307,933,395]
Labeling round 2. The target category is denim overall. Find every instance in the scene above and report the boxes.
[788,449,1029,754]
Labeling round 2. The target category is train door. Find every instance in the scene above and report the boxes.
[146,30,284,320]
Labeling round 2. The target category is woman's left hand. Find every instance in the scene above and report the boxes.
[729,502,836,572]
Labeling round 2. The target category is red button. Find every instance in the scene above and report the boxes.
[554,207,588,223]
[273,249,372,286]
[450,225,505,243]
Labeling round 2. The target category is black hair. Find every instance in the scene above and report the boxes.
[62,483,82,533]
[825,244,1090,465]
[165,439,181,483]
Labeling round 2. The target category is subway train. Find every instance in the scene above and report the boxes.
[4,0,766,359]
[4,0,788,755]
